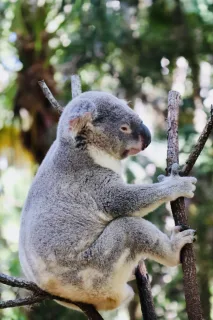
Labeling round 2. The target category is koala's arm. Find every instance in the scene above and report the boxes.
[98,164,197,217]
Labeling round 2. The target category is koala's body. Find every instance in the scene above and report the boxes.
[19,91,197,311]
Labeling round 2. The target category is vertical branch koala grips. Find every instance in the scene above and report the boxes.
[167,90,204,320]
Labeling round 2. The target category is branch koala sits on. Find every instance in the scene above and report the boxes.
[19,91,197,311]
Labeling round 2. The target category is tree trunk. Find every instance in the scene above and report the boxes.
[12,2,59,163]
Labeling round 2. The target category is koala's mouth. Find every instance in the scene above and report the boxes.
[122,124,151,158]
[126,145,146,156]
[127,147,142,156]
[124,137,149,157]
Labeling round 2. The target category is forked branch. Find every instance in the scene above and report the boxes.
[0,273,103,320]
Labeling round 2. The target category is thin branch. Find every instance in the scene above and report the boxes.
[0,295,49,309]
[135,260,157,320]
[38,80,64,113]
[71,74,82,99]
[0,273,45,292]
[0,272,104,319]
[166,90,181,170]
[167,90,205,320]
[181,105,213,176]
[72,303,104,320]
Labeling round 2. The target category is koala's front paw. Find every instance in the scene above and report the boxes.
[158,163,197,201]
[169,226,197,266]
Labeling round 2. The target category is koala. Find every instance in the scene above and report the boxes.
[19,91,197,312]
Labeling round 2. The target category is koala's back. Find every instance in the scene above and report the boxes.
[19,140,111,287]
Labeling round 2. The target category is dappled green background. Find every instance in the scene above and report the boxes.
[0,0,213,319]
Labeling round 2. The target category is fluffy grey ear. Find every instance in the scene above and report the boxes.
[69,98,96,132]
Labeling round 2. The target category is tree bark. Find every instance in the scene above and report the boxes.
[167,90,204,320]
[135,260,157,320]
[71,75,82,98]
[0,265,104,319]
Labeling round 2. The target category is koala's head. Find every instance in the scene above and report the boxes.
[58,91,151,160]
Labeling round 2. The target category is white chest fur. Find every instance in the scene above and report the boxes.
[88,146,122,175]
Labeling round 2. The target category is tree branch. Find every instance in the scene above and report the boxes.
[71,74,82,98]
[0,273,45,292]
[181,105,213,176]
[0,273,104,319]
[38,80,64,113]
[0,295,48,309]
[135,260,157,320]
[166,90,210,320]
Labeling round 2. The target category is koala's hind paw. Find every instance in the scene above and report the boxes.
[179,224,190,231]
[170,227,197,265]
[178,224,197,238]
[172,224,191,233]
[171,226,197,242]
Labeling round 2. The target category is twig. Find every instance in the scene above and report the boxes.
[0,295,49,309]
[181,105,213,176]
[71,74,82,99]
[38,76,82,112]
[135,261,157,320]
[0,273,104,319]
[0,273,44,291]
[167,90,206,320]
[166,91,180,172]
[38,80,64,113]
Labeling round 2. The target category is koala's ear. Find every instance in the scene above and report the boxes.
[69,98,96,132]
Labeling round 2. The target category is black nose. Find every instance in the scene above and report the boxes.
[139,123,151,148]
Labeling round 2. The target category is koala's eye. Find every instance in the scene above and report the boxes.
[120,125,131,134]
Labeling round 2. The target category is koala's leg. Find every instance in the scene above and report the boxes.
[95,216,196,276]
[112,216,196,267]
[50,218,195,311]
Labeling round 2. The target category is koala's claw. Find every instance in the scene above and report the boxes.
[193,230,197,242]
[179,224,191,232]
[172,224,190,235]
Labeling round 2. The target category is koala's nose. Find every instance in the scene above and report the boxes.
[139,123,151,149]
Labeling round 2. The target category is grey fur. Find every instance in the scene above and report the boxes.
[19,91,197,311]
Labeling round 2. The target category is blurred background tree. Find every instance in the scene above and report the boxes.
[0,0,213,319]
